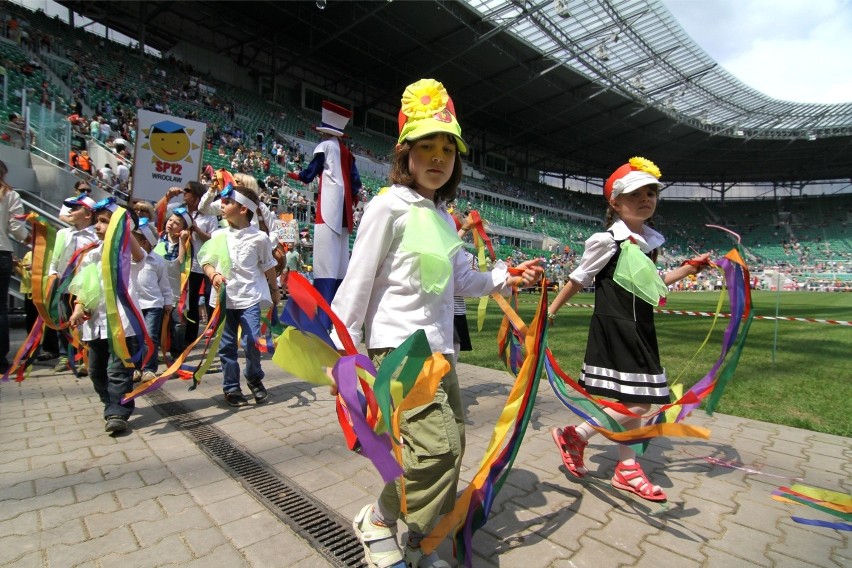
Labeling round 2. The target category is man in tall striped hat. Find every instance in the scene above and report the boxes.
[288,101,362,328]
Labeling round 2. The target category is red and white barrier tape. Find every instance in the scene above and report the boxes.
[562,303,852,326]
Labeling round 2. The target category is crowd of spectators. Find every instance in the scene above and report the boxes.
[2,4,849,292]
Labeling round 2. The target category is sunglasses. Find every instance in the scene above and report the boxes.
[76,187,91,192]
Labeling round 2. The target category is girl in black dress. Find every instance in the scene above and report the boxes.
[546,157,709,501]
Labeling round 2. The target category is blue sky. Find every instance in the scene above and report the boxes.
[662,0,852,104]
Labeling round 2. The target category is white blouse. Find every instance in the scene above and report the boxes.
[330,185,511,355]
[569,219,665,287]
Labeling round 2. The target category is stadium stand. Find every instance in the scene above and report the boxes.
[1,1,849,294]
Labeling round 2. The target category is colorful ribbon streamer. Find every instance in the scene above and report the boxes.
[543,243,752,449]
[423,283,549,565]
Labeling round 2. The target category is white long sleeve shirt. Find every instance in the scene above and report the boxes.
[76,243,138,342]
[48,225,98,276]
[330,184,511,355]
[1,189,28,252]
[130,251,174,309]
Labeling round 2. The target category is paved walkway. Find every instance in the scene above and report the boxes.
[1,343,849,567]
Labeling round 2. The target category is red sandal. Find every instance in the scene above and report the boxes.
[611,461,667,502]
[551,426,588,477]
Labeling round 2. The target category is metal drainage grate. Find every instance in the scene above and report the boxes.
[146,389,366,567]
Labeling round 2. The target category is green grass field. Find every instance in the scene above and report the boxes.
[458,291,852,437]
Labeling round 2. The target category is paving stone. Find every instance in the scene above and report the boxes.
[116,477,187,509]
[204,493,265,526]
[774,516,849,558]
[721,495,785,536]
[643,520,713,563]
[0,487,75,523]
[311,477,371,511]
[164,453,232,488]
[2,479,36,501]
[240,530,321,567]
[550,534,637,567]
[635,541,703,568]
[74,470,145,502]
[290,555,334,568]
[173,543,248,567]
[3,551,44,568]
[132,506,216,547]
[181,526,230,557]
[0,533,43,566]
[219,510,283,549]
[703,546,768,568]
[704,522,777,567]
[585,509,660,552]
[86,497,165,538]
[40,491,118,531]
[4,347,848,568]
[536,511,603,553]
[291,465,345,492]
[683,481,745,509]
[186,478,246,507]
[765,550,825,568]
[46,526,138,566]
[99,534,194,568]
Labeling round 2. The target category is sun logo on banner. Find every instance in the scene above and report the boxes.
[142,119,200,165]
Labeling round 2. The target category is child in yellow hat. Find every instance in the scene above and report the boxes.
[329,79,543,568]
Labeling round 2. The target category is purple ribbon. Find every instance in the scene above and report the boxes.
[334,354,404,483]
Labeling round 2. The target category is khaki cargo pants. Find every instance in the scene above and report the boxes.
[369,348,464,534]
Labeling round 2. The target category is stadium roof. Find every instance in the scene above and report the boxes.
[58,0,852,186]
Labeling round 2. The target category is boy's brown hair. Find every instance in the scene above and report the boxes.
[231,185,260,222]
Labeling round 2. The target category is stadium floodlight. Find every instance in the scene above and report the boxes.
[316,0,327,9]
[595,45,610,61]
[555,0,571,18]
[807,132,818,141]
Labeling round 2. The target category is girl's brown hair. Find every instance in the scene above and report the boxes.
[389,134,462,204]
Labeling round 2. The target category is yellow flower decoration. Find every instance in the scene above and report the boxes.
[401,79,449,120]
[629,156,662,179]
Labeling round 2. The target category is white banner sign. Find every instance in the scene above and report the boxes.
[132,109,206,202]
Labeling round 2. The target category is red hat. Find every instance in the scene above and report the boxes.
[604,157,663,201]
[315,101,352,137]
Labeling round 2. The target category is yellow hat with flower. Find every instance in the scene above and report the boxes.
[397,78,468,154]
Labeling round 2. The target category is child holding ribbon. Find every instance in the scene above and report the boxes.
[547,157,709,501]
[68,198,146,434]
[199,184,280,407]
[130,218,174,382]
[156,207,192,360]
[329,79,542,568]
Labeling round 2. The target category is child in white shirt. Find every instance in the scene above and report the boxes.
[68,199,146,435]
[156,207,190,359]
[200,185,280,407]
[50,194,99,375]
[131,218,174,382]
